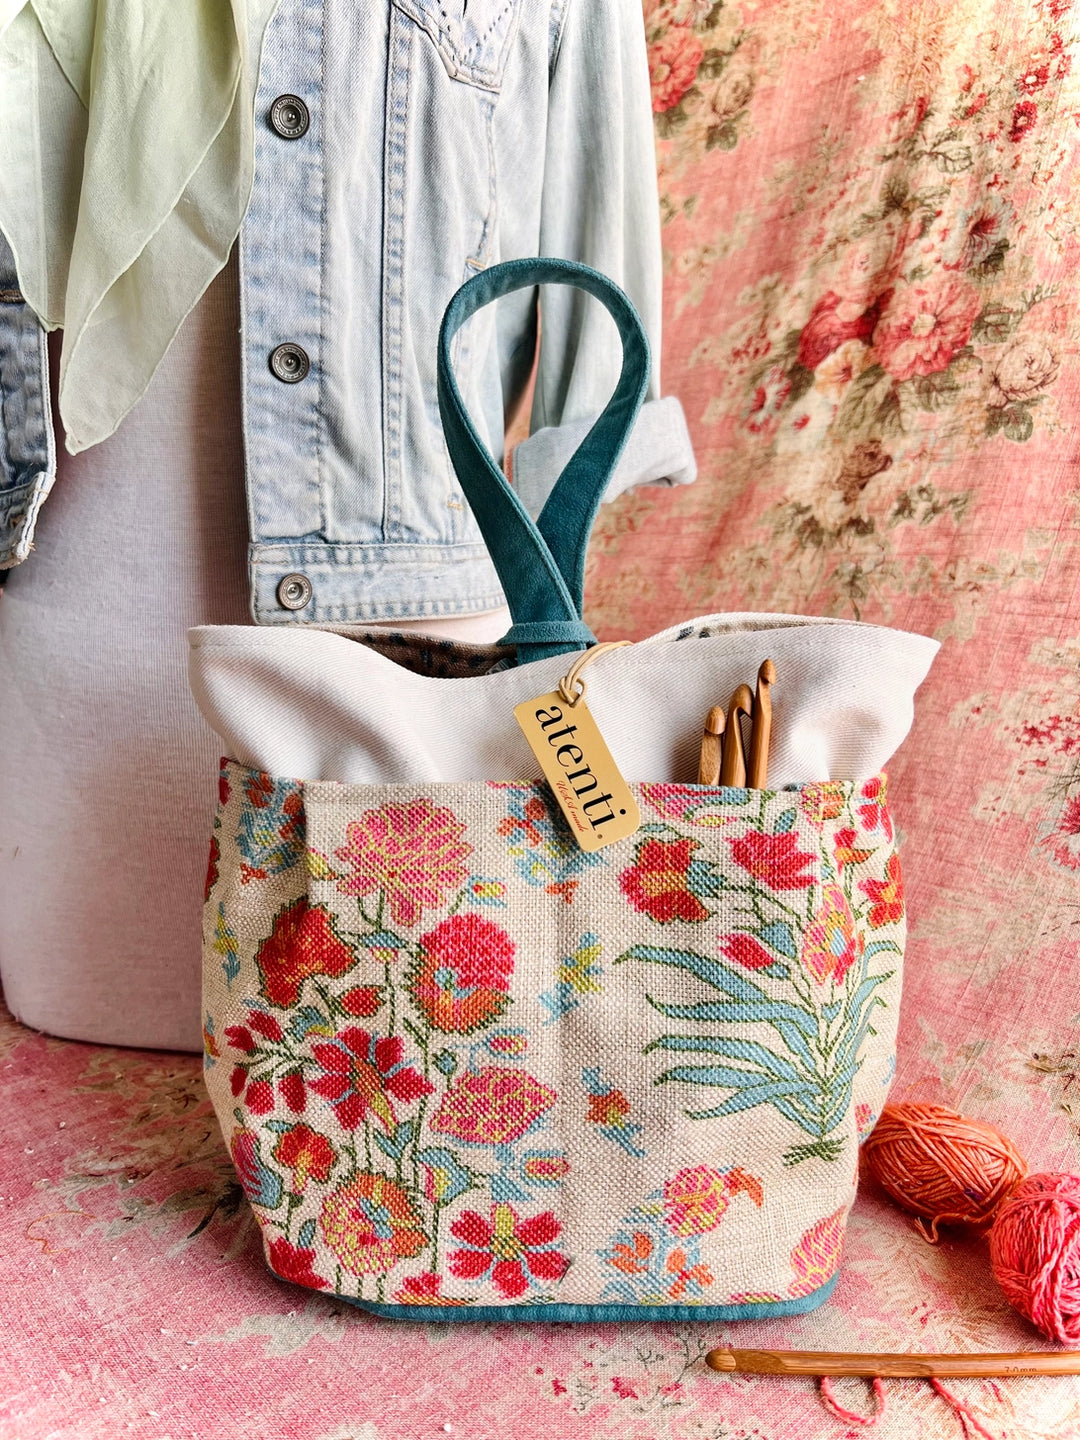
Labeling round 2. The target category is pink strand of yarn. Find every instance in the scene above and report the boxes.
[818,1376,998,1436]
[818,1376,886,1427]
[929,1381,998,1440]
[989,1172,1080,1344]
[862,1103,1028,1241]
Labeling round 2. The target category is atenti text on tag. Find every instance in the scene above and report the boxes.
[513,691,641,852]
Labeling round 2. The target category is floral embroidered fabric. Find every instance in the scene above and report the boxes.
[204,762,905,1318]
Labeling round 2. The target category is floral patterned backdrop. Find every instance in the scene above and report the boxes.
[3,0,1080,1436]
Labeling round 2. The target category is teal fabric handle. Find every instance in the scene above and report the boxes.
[437,258,651,665]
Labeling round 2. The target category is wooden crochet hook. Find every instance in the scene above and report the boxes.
[747,658,776,789]
[697,705,725,785]
[705,1348,1080,1378]
[719,684,753,786]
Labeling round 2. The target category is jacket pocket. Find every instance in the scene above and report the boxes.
[392,0,521,91]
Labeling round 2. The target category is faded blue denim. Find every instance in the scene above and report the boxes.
[0,0,694,621]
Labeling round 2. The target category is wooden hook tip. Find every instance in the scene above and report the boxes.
[705,706,725,735]
[759,658,777,685]
[705,1350,736,1372]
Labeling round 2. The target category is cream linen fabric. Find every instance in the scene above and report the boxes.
[0,0,276,453]
[203,762,907,1316]
[188,617,939,786]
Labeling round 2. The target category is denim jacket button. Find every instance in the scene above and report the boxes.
[269,343,310,383]
[270,95,310,139]
[276,573,313,611]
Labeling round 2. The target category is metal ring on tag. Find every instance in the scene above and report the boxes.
[557,641,631,708]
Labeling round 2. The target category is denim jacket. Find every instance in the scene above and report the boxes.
[0,0,694,622]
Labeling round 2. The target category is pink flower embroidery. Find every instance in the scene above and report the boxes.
[448,1205,569,1298]
[872,277,981,382]
[788,1208,847,1297]
[730,829,817,889]
[799,782,847,827]
[647,28,703,113]
[334,799,472,928]
[430,1068,557,1147]
[800,884,862,986]
[662,1165,764,1236]
[319,1172,428,1275]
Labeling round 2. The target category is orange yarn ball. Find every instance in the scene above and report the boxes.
[990,1173,1080,1344]
[863,1102,1028,1241]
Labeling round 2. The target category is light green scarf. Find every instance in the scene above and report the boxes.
[0,0,278,452]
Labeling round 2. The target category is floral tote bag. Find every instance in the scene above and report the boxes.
[193,259,938,1320]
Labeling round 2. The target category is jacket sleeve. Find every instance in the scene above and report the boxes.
[0,224,56,571]
[510,0,696,518]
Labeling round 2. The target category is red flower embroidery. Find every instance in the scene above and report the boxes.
[308,1028,433,1131]
[245,1080,275,1115]
[647,29,703,113]
[721,933,777,971]
[340,986,383,1017]
[392,1271,468,1306]
[730,830,816,889]
[448,1205,569,1298]
[255,897,358,1008]
[860,853,905,928]
[857,775,893,839]
[225,1025,257,1055]
[279,1071,307,1112]
[249,1010,283,1042]
[620,837,710,923]
[267,1237,330,1290]
[409,914,515,1034]
[204,835,220,902]
[834,827,873,870]
[272,1124,336,1192]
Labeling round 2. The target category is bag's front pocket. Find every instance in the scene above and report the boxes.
[392,0,521,91]
[203,764,904,1319]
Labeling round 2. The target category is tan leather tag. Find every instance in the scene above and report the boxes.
[513,691,641,852]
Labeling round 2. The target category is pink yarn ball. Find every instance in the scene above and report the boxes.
[990,1172,1080,1344]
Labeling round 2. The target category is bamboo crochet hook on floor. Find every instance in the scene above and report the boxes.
[705,1348,1080,1377]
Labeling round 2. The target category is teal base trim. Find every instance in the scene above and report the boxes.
[334,1273,839,1324]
